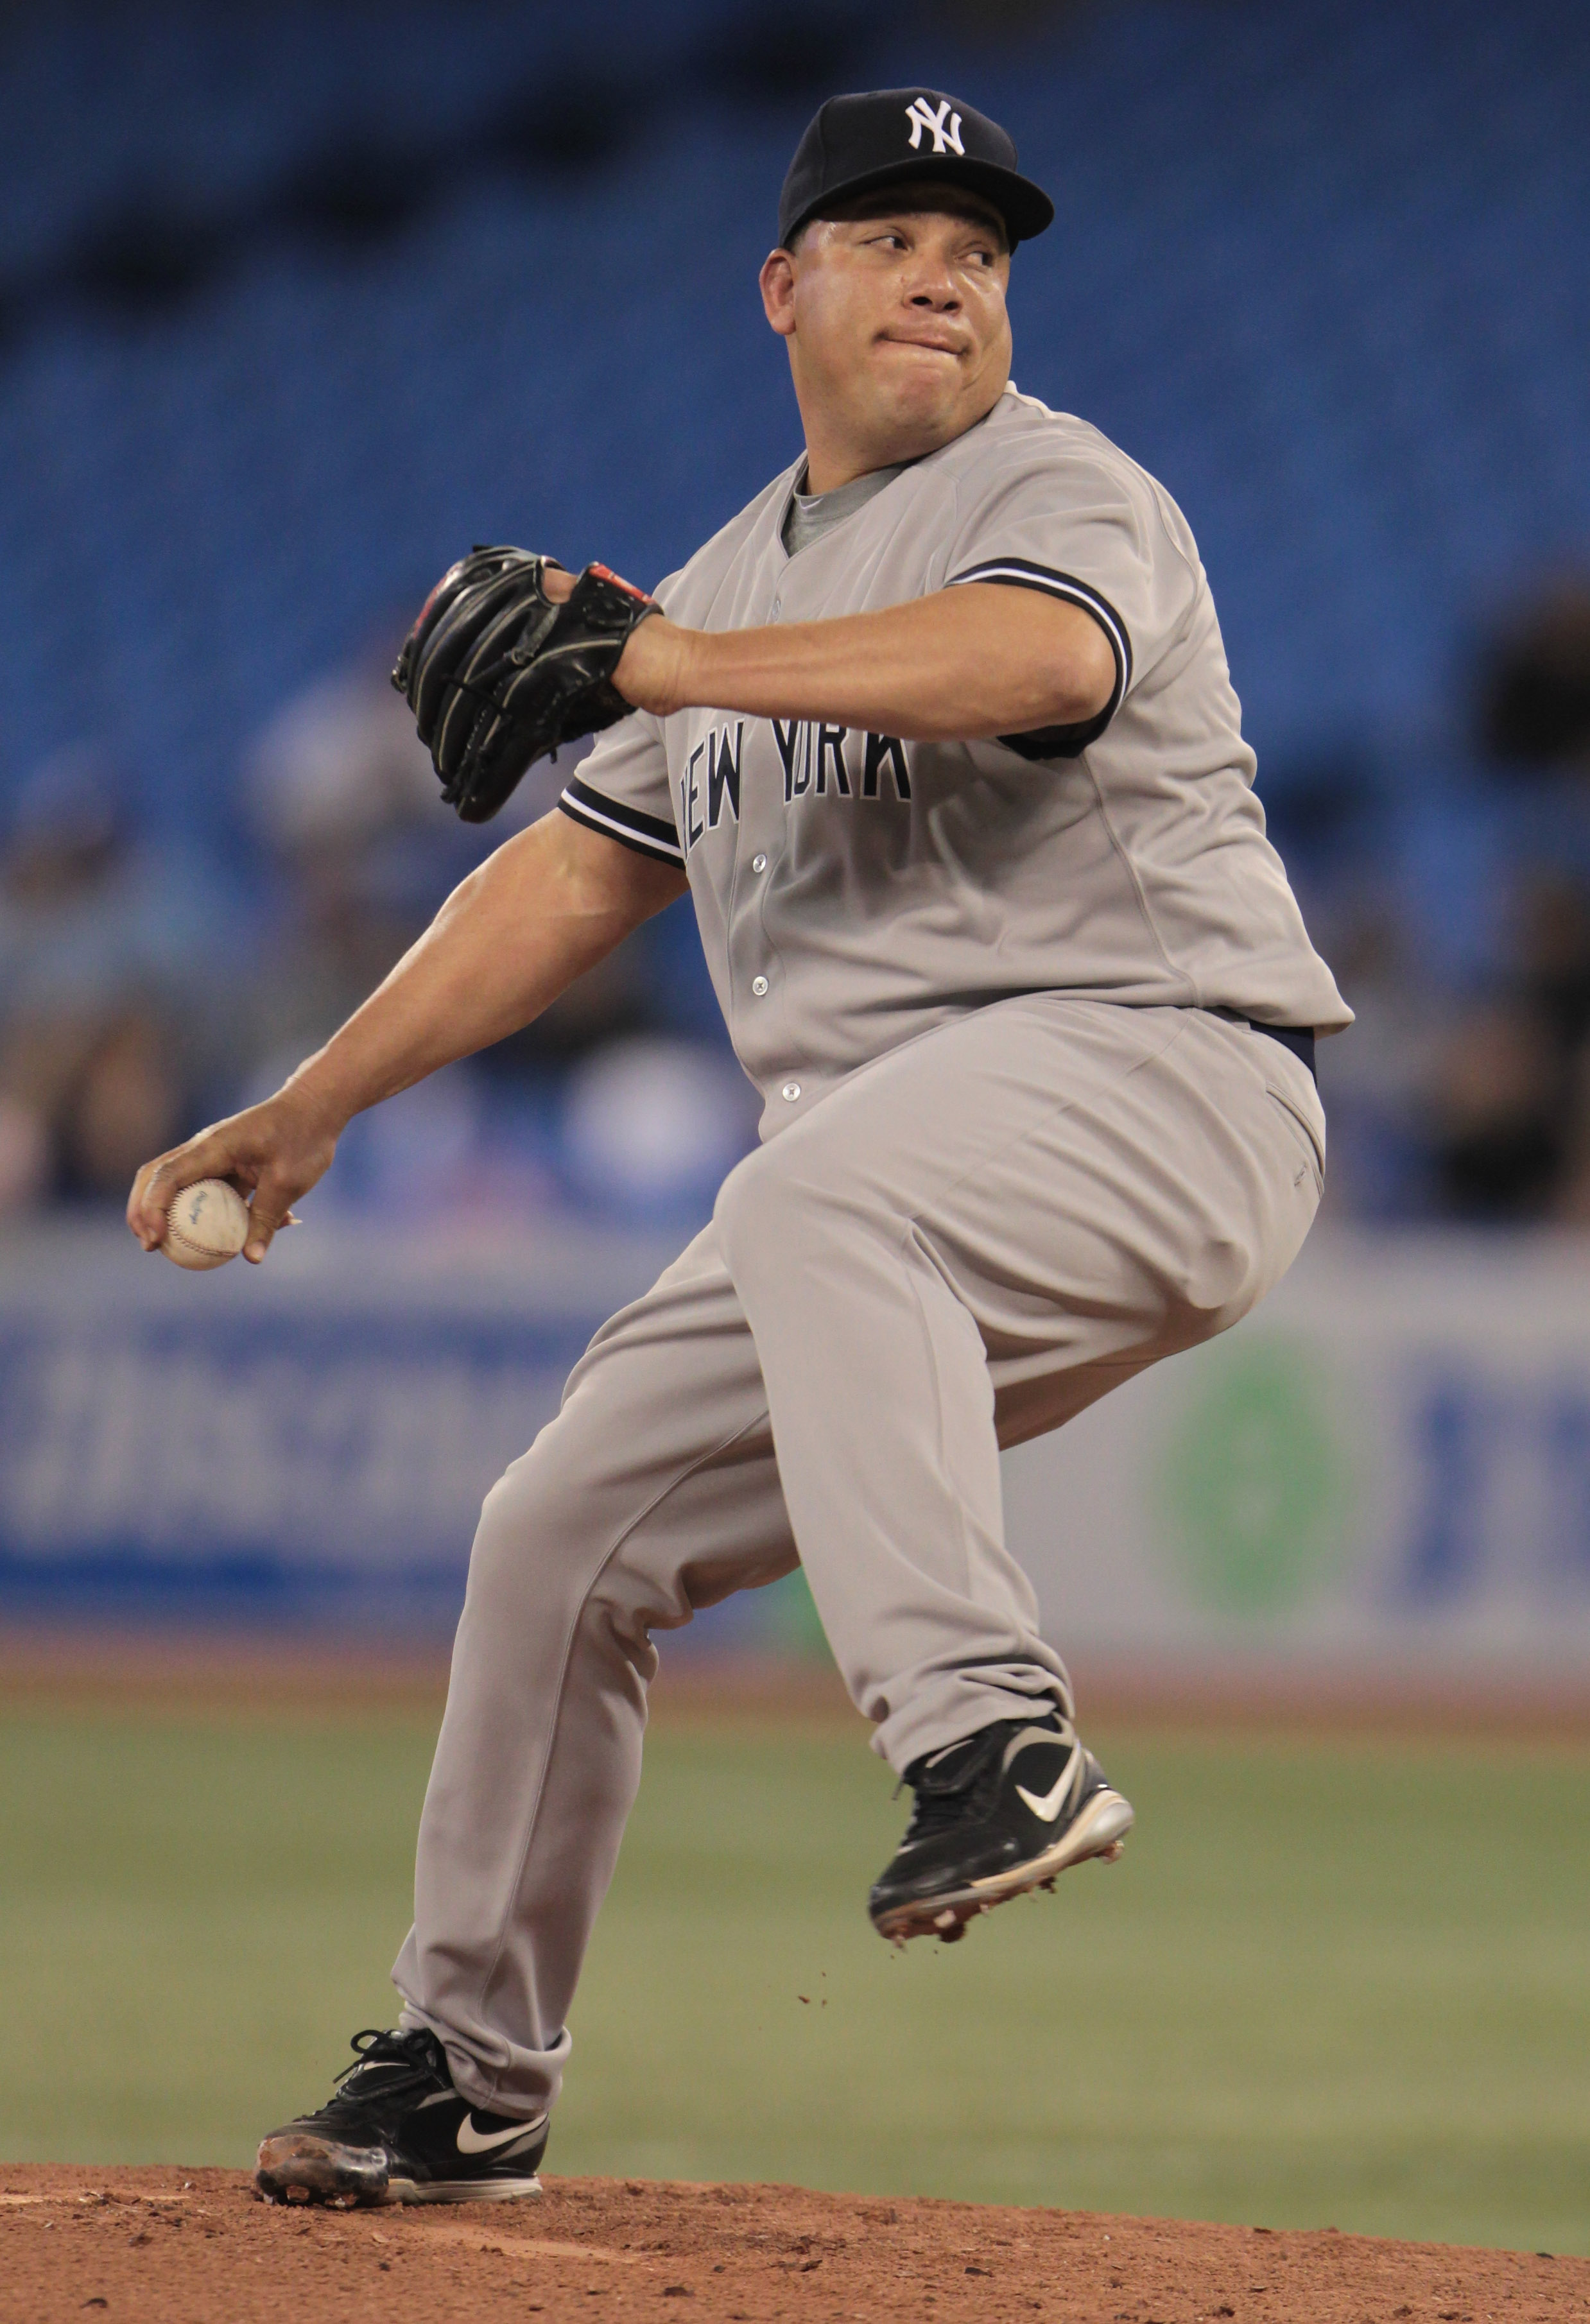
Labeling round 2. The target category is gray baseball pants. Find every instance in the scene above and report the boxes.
[392,997,1325,2117]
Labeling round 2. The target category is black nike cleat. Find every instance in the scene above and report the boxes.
[255,2027,546,2207]
[868,1712,1133,1945]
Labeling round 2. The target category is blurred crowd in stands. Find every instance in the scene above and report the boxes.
[0,633,756,1230]
[1304,580,1590,1223]
[3,576,1589,1232]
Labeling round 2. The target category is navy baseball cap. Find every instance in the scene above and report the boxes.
[778,88,1054,251]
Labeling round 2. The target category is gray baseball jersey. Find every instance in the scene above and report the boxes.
[561,381,1349,1136]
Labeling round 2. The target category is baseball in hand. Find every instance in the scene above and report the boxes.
[164,1178,251,1270]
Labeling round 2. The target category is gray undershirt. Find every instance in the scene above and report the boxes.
[781,461,906,557]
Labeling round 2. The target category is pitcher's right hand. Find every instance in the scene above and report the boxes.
[127,1087,338,1265]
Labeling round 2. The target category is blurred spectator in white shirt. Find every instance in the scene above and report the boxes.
[0,745,227,1214]
[240,626,566,1076]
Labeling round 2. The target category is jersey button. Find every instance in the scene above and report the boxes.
[751,975,769,997]
[750,853,768,874]
[781,1081,801,1103]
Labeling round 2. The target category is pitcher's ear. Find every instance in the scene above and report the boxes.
[759,247,799,337]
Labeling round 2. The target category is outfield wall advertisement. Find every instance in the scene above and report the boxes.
[2,1221,1589,1676]
[0,1223,641,1631]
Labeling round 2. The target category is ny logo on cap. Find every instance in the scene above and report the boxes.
[904,98,964,157]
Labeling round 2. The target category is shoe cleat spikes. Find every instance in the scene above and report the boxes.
[867,1717,1135,1946]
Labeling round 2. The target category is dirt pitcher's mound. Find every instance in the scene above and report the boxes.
[0,2166,1582,2324]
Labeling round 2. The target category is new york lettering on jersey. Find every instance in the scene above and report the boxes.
[567,719,915,859]
[671,719,913,849]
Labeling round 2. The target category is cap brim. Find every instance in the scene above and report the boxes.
[782,155,1054,250]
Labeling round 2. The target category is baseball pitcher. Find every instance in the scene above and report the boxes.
[128,87,1350,2207]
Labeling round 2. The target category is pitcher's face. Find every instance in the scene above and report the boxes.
[761,187,1013,470]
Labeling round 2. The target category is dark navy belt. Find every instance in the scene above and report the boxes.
[1247,1020,1317,1081]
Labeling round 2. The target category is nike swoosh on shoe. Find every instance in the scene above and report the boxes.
[1014,1764,1077,1821]
[456,2114,547,2157]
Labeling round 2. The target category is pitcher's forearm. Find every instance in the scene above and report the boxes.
[623,583,1117,738]
[284,813,683,1130]
[126,813,681,1262]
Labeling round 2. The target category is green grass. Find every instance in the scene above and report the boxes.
[1,1705,1587,2254]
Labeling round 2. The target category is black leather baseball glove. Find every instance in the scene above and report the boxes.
[391,546,660,823]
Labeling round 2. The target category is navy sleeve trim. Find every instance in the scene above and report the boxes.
[558,775,684,866]
[947,559,1132,762]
